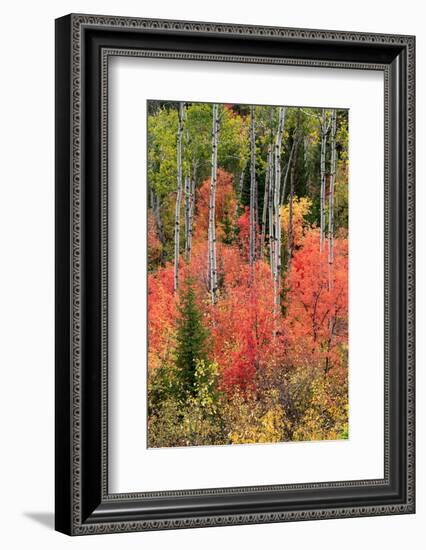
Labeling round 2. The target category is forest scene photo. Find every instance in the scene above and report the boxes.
[147,100,349,448]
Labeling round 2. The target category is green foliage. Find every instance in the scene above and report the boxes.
[147,359,224,448]
[340,419,349,440]
[218,107,250,176]
[147,100,350,449]
[183,102,214,182]
[193,359,221,411]
[336,113,349,161]
[224,389,287,444]
[147,362,181,414]
[147,102,251,263]
[333,177,349,233]
[221,202,237,244]
[291,373,349,441]
[148,348,349,447]
[147,106,178,197]
[175,278,210,397]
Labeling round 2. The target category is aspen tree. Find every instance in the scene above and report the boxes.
[184,174,191,261]
[280,137,296,205]
[174,102,185,292]
[287,111,302,269]
[266,112,275,272]
[328,109,337,267]
[208,104,219,304]
[273,107,286,312]
[319,109,329,252]
[187,176,195,261]
[260,145,272,257]
[326,110,338,357]
[268,149,275,275]
[287,135,300,270]
[249,106,257,276]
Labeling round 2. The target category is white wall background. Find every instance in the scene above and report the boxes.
[0,0,422,548]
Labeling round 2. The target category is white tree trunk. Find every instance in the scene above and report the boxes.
[319,109,328,253]
[273,107,286,313]
[187,175,195,261]
[328,109,337,267]
[174,102,185,292]
[260,145,272,257]
[249,106,257,275]
[268,151,275,275]
[238,163,246,201]
[287,136,300,270]
[184,174,191,261]
[208,104,219,304]
[280,137,296,205]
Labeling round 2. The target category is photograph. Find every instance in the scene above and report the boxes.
[52,10,415,537]
[147,100,349,448]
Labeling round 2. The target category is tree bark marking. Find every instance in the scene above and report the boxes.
[174,102,185,292]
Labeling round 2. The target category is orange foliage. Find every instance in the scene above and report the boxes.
[284,229,348,376]
[147,265,177,369]
[193,168,237,242]
[236,208,250,260]
[211,258,284,390]
[148,170,348,393]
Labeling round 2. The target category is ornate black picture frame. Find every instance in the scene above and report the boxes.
[55,13,415,535]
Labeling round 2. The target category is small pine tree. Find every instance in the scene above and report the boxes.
[175,278,209,397]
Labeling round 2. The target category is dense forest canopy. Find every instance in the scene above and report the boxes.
[147,100,349,448]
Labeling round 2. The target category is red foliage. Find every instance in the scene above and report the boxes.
[211,258,283,391]
[193,168,236,242]
[147,169,348,392]
[147,264,177,369]
[284,229,348,376]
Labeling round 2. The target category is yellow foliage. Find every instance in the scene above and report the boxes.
[292,375,348,442]
[226,392,287,444]
[280,196,312,248]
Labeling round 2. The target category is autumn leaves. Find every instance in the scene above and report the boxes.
[147,101,349,447]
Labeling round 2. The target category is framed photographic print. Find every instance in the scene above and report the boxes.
[55,14,415,535]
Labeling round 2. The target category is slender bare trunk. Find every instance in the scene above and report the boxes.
[207,222,211,292]
[186,175,195,261]
[273,107,286,314]
[287,137,299,270]
[174,103,185,292]
[319,109,328,252]
[249,106,256,276]
[268,151,275,275]
[280,137,296,205]
[328,109,337,267]
[303,135,308,167]
[184,174,191,261]
[327,111,337,356]
[254,171,259,254]
[208,104,219,304]
[260,145,272,257]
